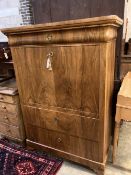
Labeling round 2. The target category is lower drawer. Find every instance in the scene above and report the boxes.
[26,125,100,162]
[0,123,21,139]
[0,112,19,126]
[23,106,99,141]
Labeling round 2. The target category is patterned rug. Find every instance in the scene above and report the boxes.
[0,139,63,175]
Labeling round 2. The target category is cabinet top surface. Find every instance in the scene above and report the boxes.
[1,15,122,35]
[0,78,18,95]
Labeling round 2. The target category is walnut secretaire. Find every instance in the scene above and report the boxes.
[1,16,122,175]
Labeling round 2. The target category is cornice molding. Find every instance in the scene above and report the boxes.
[1,15,123,46]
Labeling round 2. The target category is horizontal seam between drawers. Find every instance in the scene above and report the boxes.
[26,123,99,143]
[23,105,100,120]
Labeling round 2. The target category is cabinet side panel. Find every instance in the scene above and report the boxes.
[99,41,116,162]
[104,41,116,161]
[10,48,24,105]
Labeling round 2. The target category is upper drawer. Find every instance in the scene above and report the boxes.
[10,30,88,46]
[0,102,18,114]
[23,106,99,142]
[0,94,19,104]
[7,23,120,46]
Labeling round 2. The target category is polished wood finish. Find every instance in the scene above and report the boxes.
[23,106,99,141]
[113,72,131,163]
[26,125,99,161]
[0,102,18,114]
[0,79,25,143]
[0,112,19,125]
[27,139,105,175]
[2,16,122,175]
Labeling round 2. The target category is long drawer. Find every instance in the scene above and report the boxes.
[26,124,100,162]
[0,102,17,114]
[0,112,19,126]
[0,123,21,139]
[23,106,99,142]
[10,28,99,46]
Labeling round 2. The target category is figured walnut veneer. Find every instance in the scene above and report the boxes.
[2,15,122,175]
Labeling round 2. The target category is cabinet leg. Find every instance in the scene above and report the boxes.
[96,170,105,175]
[20,139,26,148]
[112,122,120,163]
[94,166,105,175]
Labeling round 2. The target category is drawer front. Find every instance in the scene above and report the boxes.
[23,106,99,142]
[0,102,17,114]
[0,112,19,126]
[10,29,88,45]
[0,123,21,139]
[26,125,100,162]
[14,45,100,117]
[0,94,18,104]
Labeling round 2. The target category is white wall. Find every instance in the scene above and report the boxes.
[0,0,23,42]
[124,0,131,41]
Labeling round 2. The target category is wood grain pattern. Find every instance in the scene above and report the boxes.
[0,79,25,143]
[2,15,122,35]
[5,26,118,46]
[0,122,22,139]
[0,99,25,142]
[0,102,17,114]
[23,105,99,141]
[99,41,116,162]
[27,139,105,175]
[26,124,100,162]
[2,16,122,175]
[12,45,100,115]
[0,112,19,125]
[0,94,18,104]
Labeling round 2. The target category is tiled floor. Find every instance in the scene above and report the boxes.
[57,122,131,175]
